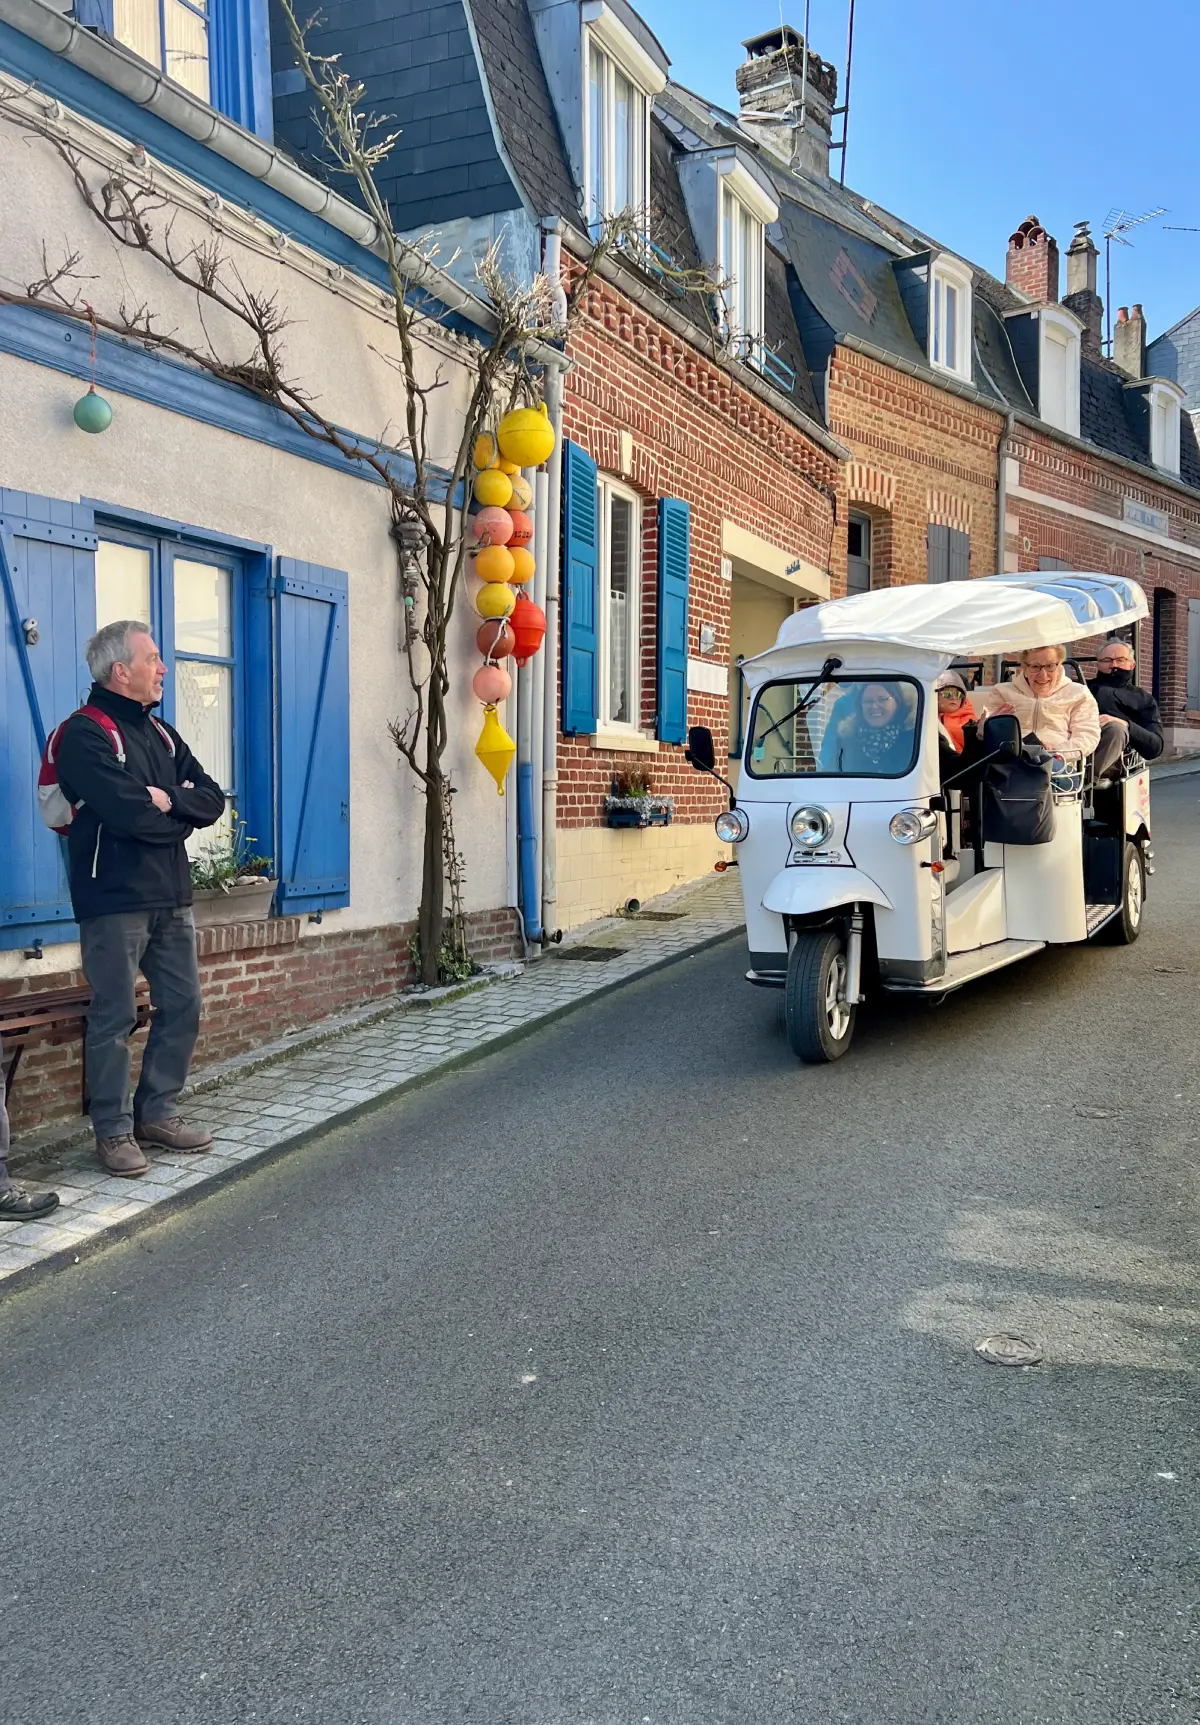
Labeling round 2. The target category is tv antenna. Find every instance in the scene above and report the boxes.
[1102,207,1166,354]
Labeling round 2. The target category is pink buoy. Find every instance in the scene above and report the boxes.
[472,505,514,546]
[473,662,513,704]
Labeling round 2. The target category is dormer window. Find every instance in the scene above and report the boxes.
[1038,308,1081,437]
[1149,380,1182,475]
[717,162,776,356]
[930,255,973,381]
[113,0,210,102]
[582,2,666,230]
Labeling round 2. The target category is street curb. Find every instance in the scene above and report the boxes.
[0,923,743,1300]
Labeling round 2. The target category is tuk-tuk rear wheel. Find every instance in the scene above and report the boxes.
[785,931,857,1063]
[1106,841,1144,946]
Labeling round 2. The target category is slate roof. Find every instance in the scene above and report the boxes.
[668,80,1200,494]
[465,0,579,220]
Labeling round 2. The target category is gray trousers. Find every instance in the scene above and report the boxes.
[80,908,202,1139]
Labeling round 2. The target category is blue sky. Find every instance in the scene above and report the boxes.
[637,0,1199,343]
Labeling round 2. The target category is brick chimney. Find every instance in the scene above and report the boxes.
[1062,220,1103,355]
[1113,304,1146,379]
[1006,216,1059,303]
[736,26,838,179]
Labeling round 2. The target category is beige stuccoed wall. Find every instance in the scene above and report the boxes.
[556,824,730,928]
[0,100,513,987]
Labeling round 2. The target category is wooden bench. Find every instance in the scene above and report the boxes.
[0,983,151,1114]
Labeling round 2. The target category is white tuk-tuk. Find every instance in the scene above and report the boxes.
[687,573,1153,1062]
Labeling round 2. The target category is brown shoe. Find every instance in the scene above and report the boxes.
[96,1134,150,1178]
[135,1115,213,1153]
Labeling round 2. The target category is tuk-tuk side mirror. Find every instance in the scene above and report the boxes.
[685,726,716,772]
[981,714,1022,759]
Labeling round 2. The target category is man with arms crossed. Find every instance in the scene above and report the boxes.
[56,620,226,1176]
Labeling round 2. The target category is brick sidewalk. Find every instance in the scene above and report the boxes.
[0,872,744,1289]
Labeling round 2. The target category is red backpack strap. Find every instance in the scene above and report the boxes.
[148,716,177,756]
[75,705,127,763]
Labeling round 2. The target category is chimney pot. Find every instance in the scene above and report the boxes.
[1113,303,1145,379]
[1005,214,1059,303]
[1063,220,1102,352]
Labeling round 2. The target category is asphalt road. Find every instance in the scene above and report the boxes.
[2,780,1198,1725]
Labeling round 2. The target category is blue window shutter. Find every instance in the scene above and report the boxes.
[948,527,970,583]
[211,0,273,140]
[0,492,96,952]
[274,558,350,913]
[561,441,598,736]
[656,497,690,745]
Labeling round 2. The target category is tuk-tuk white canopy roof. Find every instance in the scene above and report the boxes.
[753,574,1147,672]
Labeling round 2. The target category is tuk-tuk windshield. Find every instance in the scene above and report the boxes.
[747,676,923,778]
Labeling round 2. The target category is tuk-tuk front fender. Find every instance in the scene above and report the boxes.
[762,866,893,917]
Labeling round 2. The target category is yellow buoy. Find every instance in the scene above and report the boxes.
[473,468,513,508]
[475,703,515,794]
[508,546,535,585]
[496,457,521,477]
[508,475,533,511]
[472,432,498,470]
[475,580,516,619]
[497,404,556,469]
[474,544,516,584]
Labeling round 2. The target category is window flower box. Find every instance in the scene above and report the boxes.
[605,795,674,830]
[191,876,278,926]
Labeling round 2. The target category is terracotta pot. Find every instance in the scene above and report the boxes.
[190,877,277,926]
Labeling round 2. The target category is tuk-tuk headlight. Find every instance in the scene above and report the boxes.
[715,808,749,844]
[889,808,937,845]
[790,806,833,847]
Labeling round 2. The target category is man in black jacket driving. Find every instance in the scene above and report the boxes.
[57,620,226,1176]
[1087,638,1164,769]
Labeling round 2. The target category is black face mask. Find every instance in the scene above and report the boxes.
[1094,668,1134,688]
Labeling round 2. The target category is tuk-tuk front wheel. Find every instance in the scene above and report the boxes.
[785,931,856,1063]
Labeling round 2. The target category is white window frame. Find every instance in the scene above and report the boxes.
[1038,307,1082,437]
[717,159,774,356]
[1148,380,1183,475]
[597,475,643,732]
[929,255,973,382]
[581,4,664,232]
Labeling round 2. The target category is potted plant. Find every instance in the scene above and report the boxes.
[189,816,277,926]
[604,770,675,830]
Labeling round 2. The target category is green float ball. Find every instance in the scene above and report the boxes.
[73,389,113,434]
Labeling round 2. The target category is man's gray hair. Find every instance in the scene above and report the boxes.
[86,619,152,686]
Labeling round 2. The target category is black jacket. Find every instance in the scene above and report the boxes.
[1087,671,1164,761]
[55,684,226,921]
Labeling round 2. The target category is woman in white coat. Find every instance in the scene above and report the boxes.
[974,644,1123,773]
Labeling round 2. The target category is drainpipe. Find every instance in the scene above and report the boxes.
[995,408,1015,573]
[540,219,568,944]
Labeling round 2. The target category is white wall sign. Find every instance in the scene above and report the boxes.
[687,658,729,695]
[1123,498,1170,537]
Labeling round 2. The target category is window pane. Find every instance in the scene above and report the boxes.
[164,0,210,101]
[721,189,734,316]
[607,494,634,724]
[175,659,232,790]
[174,559,232,657]
[96,541,152,631]
[944,284,958,369]
[588,43,605,223]
[1042,329,1068,428]
[112,0,162,73]
[613,67,633,213]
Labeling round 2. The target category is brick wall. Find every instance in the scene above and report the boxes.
[2,905,521,1135]
[828,347,1004,589]
[560,268,841,833]
[1007,426,1200,725]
